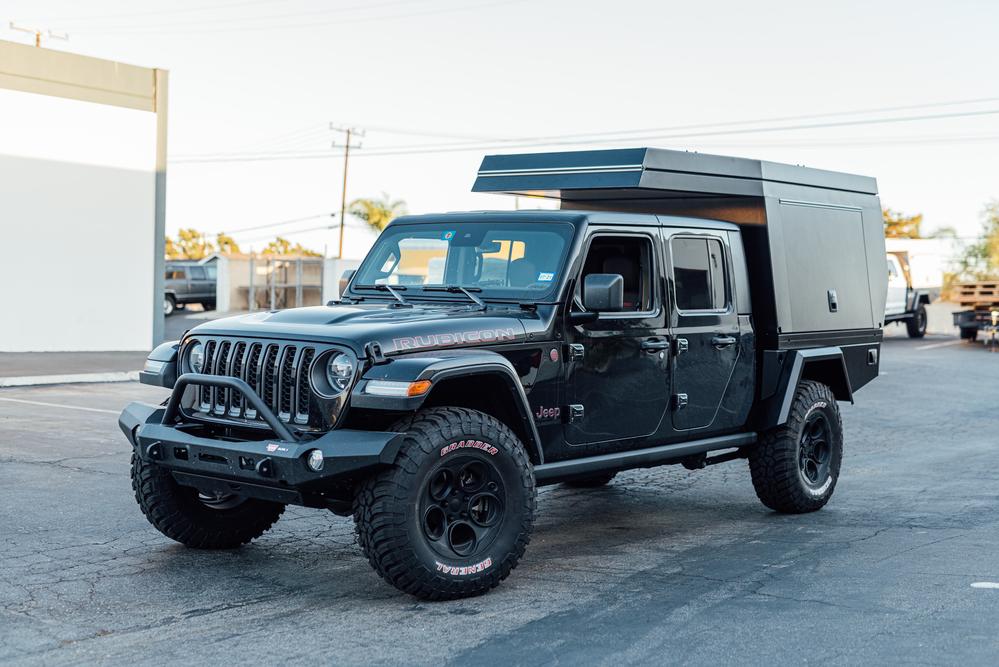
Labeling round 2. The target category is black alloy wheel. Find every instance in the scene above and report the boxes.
[798,412,832,488]
[421,456,506,560]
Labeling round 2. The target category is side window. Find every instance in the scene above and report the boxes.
[165,269,185,280]
[189,266,207,280]
[204,265,217,280]
[580,235,654,312]
[670,237,727,311]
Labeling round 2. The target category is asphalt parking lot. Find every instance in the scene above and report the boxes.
[2,333,998,665]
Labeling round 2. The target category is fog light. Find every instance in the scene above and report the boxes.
[306,449,324,472]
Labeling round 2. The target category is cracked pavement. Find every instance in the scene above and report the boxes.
[1,332,998,665]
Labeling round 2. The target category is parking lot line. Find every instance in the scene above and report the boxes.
[0,396,119,415]
[915,340,963,351]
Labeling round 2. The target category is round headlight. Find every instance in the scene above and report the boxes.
[326,354,354,393]
[189,342,205,373]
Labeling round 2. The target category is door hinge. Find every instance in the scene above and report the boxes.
[568,404,585,423]
[673,338,688,356]
[566,343,585,361]
[673,393,688,409]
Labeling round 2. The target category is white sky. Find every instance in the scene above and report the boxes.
[3,0,998,256]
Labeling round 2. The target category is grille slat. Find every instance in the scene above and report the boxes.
[295,348,315,423]
[188,337,319,430]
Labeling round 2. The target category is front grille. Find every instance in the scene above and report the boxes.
[192,338,319,426]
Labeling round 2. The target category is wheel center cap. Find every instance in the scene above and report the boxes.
[448,498,462,512]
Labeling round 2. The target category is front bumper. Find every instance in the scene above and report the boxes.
[119,377,404,506]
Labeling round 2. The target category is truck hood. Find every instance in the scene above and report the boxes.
[188,303,537,355]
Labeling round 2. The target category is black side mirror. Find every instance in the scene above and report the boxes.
[583,273,624,312]
[339,269,356,297]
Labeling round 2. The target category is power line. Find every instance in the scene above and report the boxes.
[220,213,334,235]
[173,95,999,162]
[21,0,392,25]
[72,0,530,35]
[169,106,999,164]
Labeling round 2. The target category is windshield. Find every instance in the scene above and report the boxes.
[352,221,575,300]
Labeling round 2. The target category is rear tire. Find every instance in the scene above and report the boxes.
[961,327,978,342]
[749,380,843,514]
[563,472,617,488]
[131,453,284,548]
[906,305,927,338]
[354,407,536,600]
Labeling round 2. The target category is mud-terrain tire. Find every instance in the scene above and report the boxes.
[906,304,928,338]
[749,380,843,514]
[131,453,284,548]
[564,472,617,488]
[354,407,536,600]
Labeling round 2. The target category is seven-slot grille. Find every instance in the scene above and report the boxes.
[193,339,317,425]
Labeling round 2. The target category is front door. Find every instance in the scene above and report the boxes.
[666,232,741,431]
[564,230,670,446]
[885,255,908,316]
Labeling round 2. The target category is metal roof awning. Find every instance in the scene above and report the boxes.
[472,148,879,205]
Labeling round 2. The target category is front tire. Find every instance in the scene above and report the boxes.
[906,304,927,338]
[749,380,843,514]
[131,453,284,548]
[354,407,536,600]
[164,295,176,316]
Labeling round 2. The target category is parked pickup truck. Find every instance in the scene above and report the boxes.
[884,251,930,338]
[121,148,887,600]
[164,260,217,316]
[952,281,999,343]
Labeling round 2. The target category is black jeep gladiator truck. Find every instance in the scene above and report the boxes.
[121,148,888,600]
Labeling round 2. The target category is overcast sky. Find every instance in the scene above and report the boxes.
[3,0,998,255]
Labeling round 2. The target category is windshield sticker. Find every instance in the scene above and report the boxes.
[441,230,456,241]
[538,272,555,282]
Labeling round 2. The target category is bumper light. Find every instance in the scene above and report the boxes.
[306,449,324,472]
[364,379,432,398]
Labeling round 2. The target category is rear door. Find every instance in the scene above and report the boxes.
[187,265,212,300]
[666,231,741,431]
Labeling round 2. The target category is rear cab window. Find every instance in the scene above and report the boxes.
[669,236,728,312]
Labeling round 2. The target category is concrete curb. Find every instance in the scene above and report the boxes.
[0,371,140,388]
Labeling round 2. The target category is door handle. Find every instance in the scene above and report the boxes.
[641,338,670,352]
[711,335,737,348]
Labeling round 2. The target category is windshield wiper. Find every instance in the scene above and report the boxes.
[424,285,487,310]
[353,283,411,307]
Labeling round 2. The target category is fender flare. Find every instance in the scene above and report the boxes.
[909,289,931,311]
[758,347,853,429]
[351,350,544,463]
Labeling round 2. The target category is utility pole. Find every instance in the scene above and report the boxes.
[9,22,68,47]
[330,124,364,259]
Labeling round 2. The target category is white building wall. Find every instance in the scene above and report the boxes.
[0,155,155,351]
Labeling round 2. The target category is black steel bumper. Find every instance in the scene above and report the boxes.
[119,374,404,505]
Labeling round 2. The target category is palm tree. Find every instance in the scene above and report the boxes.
[349,193,407,232]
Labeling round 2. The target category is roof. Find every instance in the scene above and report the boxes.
[472,147,878,202]
[388,209,738,231]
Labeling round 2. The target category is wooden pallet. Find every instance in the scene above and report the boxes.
[955,282,999,308]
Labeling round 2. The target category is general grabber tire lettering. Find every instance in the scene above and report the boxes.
[131,453,284,549]
[353,407,537,600]
[749,380,843,514]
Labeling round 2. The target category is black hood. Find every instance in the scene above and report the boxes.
[189,303,540,356]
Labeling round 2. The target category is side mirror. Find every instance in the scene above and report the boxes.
[339,269,356,297]
[583,273,624,312]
